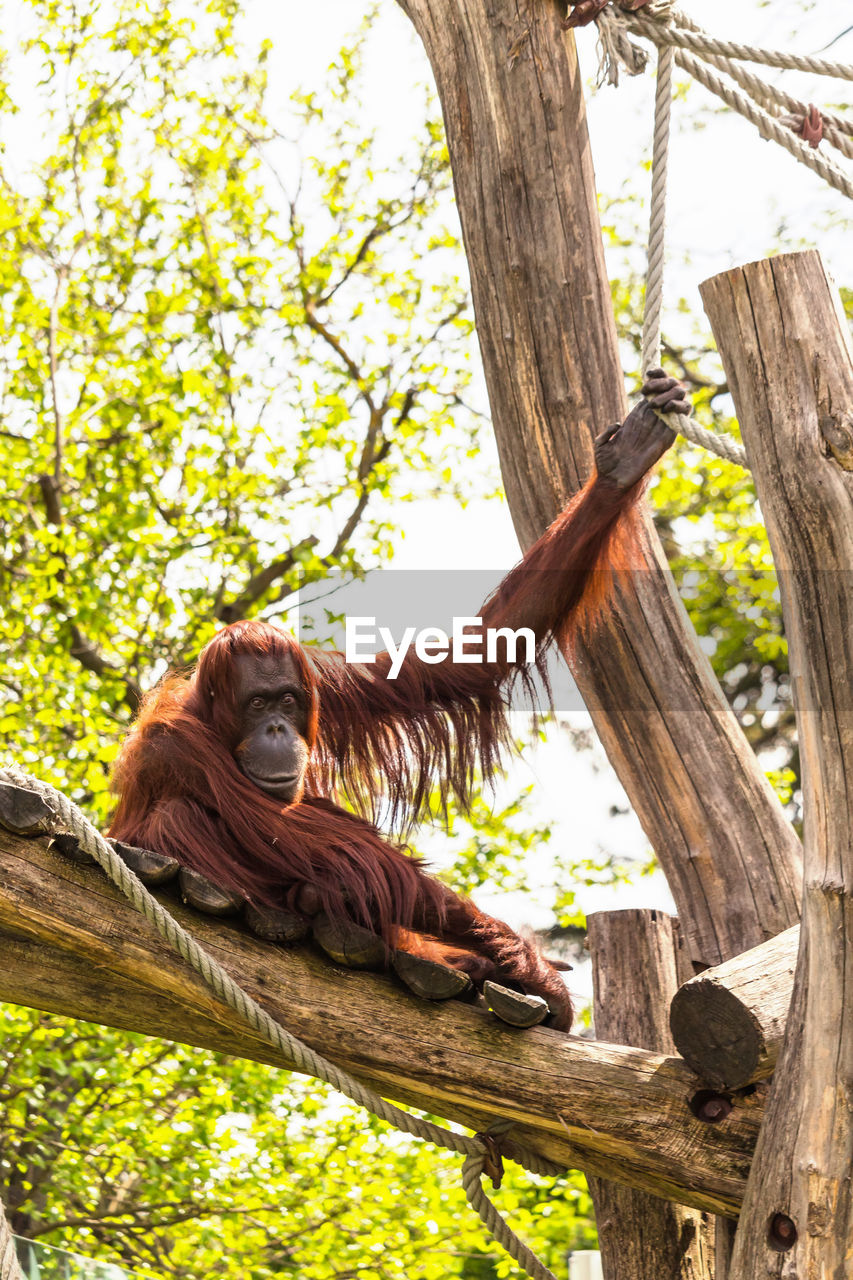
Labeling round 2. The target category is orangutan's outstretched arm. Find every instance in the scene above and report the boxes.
[309,373,687,824]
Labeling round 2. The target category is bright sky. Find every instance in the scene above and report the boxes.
[271,0,852,998]
[274,0,852,578]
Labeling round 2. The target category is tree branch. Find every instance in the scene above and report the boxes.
[0,833,765,1217]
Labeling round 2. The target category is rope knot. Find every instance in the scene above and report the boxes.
[800,104,824,149]
[593,6,649,85]
[781,104,824,149]
[474,1131,505,1189]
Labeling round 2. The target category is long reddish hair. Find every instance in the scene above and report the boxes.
[110,622,447,939]
[110,472,646,945]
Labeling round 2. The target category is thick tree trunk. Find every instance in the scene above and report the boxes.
[395,0,802,968]
[587,910,715,1279]
[0,831,765,1215]
[670,926,798,1089]
[701,250,853,1277]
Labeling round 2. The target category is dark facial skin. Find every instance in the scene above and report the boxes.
[233,653,311,803]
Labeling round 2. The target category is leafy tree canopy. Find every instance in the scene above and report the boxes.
[1,0,845,1274]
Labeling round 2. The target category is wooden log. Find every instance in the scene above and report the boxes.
[587,910,715,1280]
[0,831,763,1216]
[395,0,802,970]
[670,926,799,1089]
[701,250,853,1276]
[0,780,54,835]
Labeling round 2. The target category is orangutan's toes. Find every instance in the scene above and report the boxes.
[312,914,386,970]
[110,839,180,885]
[179,867,244,916]
[49,833,96,864]
[0,781,53,836]
[295,883,323,916]
[483,981,550,1028]
[245,903,311,944]
[393,951,474,1000]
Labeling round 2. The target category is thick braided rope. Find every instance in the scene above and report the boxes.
[700,53,853,162]
[463,1156,556,1280]
[639,7,853,137]
[641,41,673,374]
[647,10,853,160]
[0,767,562,1280]
[626,15,853,202]
[672,44,853,202]
[640,44,749,468]
[628,12,853,82]
[0,1201,22,1280]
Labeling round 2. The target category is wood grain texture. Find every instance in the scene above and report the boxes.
[0,832,763,1215]
[395,0,802,968]
[587,910,715,1279]
[701,250,853,1276]
[670,926,798,1089]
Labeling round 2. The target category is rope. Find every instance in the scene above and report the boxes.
[0,767,563,1280]
[630,20,853,203]
[641,41,673,374]
[630,14,853,82]
[699,56,853,163]
[0,1201,22,1280]
[640,41,749,468]
[597,0,853,468]
[648,10,853,161]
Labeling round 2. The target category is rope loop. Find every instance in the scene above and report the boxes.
[590,0,853,468]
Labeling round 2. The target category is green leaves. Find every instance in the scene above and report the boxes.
[0,7,594,1277]
[0,0,483,823]
[0,1007,593,1279]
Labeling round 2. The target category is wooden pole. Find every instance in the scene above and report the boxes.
[670,926,798,1089]
[587,910,715,1279]
[701,250,853,1276]
[395,0,802,969]
[0,831,764,1215]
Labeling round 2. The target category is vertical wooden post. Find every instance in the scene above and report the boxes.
[701,250,853,1276]
[396,0,802,970]
[587,909,715,1278]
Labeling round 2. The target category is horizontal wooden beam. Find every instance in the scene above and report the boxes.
[0,831,763,1216]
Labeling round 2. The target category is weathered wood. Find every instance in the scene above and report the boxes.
[713,1219,736,1280]
[0,781,53,836]
[0,831,763,1215]
[670,926,798,1089]
[587,910,714,1279]
[701,250,853,1276]
[395,0,802,970]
